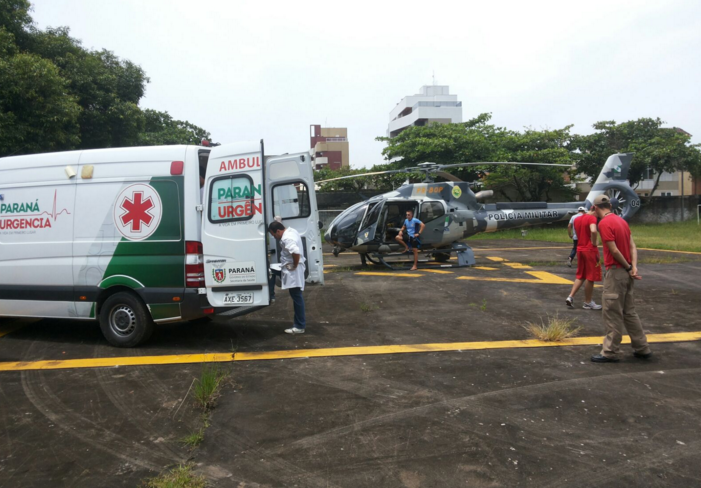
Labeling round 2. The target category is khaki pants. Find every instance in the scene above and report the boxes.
[601,267,651,358]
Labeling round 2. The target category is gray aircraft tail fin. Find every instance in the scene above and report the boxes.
[584,153,641,221]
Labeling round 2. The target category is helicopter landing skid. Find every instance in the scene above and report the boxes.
[370,243,476,271]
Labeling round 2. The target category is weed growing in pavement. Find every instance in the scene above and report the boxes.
[141,463,206,488]
[180,428,205,449]
[194,363,228,412]
[360,302,376,313]
[525,315,581,342]
[480,298,487,312]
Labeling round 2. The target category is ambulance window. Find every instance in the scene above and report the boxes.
[420,201,445,222]
[272,182,310,220]
[208,174,260,223]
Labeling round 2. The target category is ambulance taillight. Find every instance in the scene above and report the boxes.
[185,241,205,288]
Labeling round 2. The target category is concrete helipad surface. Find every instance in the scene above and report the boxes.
[1,239,701,487]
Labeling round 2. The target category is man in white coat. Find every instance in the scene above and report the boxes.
[268,221,306,334]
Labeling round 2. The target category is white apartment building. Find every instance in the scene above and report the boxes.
[387,85,463,138]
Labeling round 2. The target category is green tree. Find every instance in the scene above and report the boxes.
[571,118,701,198]
[0,28,81,156]
[139,109,210,146]
[376,114,576,201]
[0,0,210,157]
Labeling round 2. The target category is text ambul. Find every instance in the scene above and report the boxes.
[219,157,260,172]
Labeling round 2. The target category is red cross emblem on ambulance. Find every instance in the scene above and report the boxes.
[113,184,163,241]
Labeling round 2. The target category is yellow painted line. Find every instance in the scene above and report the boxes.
[638,248,701,255]
[504,262,532,269]
[457,270,573,285]
[422,269,454,274]
[323,264,338,268]
[355,272,423,278]
[473,267,498,271]
[2,332,701,372]
[0,322,29,339]
[487,256,506,262]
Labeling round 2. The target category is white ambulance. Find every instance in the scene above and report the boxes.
[0,141,324,346]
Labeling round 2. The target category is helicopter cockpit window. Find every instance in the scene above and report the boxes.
[330,202,367,247]
[273,182,310,220]
[361,202,382,230]
[420,201,445,222]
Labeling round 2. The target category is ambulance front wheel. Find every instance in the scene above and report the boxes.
[100,292,154,347]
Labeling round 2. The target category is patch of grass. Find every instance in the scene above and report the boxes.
[359,302,377,313]
[180,429,205,449]
[472,220,701,253]
[325,266,356,273]
[141,463,206,488]
[480,298,487,312]
[525,315,581,342]
[194,364,227,412]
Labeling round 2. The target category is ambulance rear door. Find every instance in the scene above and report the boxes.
[265,152,324,284]
[202,141,269,308]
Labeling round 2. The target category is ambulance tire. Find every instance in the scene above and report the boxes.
[100,292,154,347]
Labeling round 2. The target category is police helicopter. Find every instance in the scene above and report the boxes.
[322,153,641,269]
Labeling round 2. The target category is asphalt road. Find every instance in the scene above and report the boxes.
[1,239,701,487]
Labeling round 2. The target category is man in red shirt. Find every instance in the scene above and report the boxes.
[565,208,602,310]
[590,194,652,363]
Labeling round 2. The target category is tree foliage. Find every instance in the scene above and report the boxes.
[313,166,421,192]
[571,118,701,197]
[376,114,576,202]
[0,0,210,157]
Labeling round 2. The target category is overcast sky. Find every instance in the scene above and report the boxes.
[31,0,701,168]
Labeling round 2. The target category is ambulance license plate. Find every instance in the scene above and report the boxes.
[223,293,253,304]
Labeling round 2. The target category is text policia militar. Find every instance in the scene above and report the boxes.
[486,210,560,221]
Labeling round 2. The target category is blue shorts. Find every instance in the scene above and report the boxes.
[403,234,422,250]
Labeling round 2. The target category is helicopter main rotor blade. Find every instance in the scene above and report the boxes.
[437,162,573,170]
[316,169,406,184]
[435,171,463,182]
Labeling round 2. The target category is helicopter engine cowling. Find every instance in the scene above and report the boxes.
[474,190,493,201]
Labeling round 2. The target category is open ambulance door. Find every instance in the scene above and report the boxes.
[202,141,270,309]
[265,153,324,284]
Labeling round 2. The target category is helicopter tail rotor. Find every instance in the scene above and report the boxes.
[584,153,641,221]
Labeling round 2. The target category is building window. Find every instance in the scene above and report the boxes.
[644,167,654,180]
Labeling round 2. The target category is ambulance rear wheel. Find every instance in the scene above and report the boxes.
[100,292,154,347]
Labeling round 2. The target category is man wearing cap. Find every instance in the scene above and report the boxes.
[565,207,602,310]
[590,194,652,363]
[567,207,587,267]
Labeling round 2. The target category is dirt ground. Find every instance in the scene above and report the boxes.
[1,239,701,487]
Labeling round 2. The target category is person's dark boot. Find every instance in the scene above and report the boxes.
[591,354,619,363]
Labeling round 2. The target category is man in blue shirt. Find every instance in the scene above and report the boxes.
[396,209,425,270]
